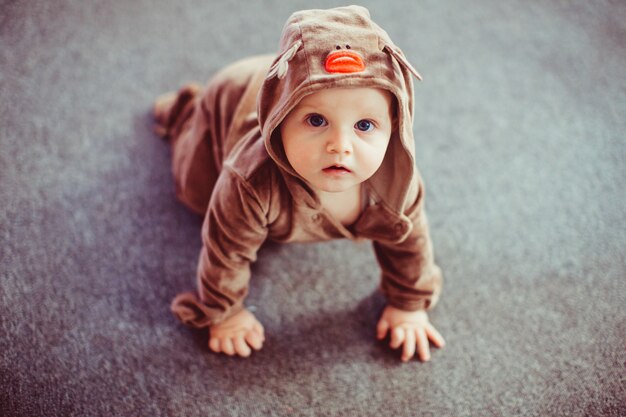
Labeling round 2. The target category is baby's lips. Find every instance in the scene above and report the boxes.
[324,50,365,73]
[323,164,351,173]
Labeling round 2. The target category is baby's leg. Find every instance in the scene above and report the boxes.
[154,82,217,215]
[153,55,273,215]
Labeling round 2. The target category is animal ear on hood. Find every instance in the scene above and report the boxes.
[266,40,303,80]
[382,44,423,81]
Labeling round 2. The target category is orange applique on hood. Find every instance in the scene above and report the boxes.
[325,48,366,73]
[259,5,423,214]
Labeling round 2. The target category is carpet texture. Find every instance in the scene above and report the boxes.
[1,0,625,416]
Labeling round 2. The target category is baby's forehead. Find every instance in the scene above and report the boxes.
[295,87,394,113]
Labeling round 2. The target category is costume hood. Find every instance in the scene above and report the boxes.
[258,5,423,213]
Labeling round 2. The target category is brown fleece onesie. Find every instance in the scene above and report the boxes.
[155,5,442,327]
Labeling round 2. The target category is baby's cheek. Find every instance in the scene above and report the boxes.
[360,147,387,177]
[290,152,317,177]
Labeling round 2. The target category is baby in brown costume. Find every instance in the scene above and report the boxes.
[154,5,444,362]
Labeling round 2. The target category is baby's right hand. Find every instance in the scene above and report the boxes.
[208,308,265,357]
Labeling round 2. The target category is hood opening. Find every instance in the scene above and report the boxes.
[258,5,421,213]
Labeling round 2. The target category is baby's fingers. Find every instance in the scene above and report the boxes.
[220,337,235,356]
[253,321,265,337]
[233,335,252,357]
[416,327,430,362]
[376,319,390,340]
[401,328,416,362]
[425,323,446,348]
[244,329,264,351]
[390,327,405,349]
[208,337,221,353]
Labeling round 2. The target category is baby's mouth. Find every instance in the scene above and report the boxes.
[322,164,351,174]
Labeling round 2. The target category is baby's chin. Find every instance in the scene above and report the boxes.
[309,179,363,194]
[299,168,375,194]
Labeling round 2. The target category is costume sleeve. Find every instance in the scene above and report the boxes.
[171,168,268,328]
[373,179,442,311]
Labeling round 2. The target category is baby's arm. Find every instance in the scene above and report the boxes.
[208,308,265,357]
[376,305,445,362]
[171,169,270,356]
[373,177,444,361]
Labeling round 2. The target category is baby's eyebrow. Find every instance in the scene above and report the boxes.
[293,104,322,112]
[292,102,391,121]
[358,110,392,121]
[297,104,385,114]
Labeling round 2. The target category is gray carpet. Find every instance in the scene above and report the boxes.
[1,0,625,416]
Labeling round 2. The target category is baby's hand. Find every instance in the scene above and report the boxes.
[376,305,445,362]
[208,308,265,357]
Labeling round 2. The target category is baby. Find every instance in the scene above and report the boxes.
[154,5,444,362]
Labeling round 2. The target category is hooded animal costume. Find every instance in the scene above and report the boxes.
[155,5,442,327]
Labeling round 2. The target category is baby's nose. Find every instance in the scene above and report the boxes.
[326,129,353,154]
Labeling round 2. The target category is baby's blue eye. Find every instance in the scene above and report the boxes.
[307,114,326,127]
[355,119,374,132]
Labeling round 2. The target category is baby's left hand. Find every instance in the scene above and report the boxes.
[376,305,445,362]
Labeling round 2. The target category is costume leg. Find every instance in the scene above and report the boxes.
[153,55,273,215]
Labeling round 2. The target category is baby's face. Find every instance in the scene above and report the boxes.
[280,87,394,194]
